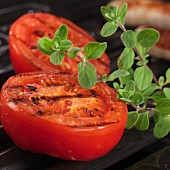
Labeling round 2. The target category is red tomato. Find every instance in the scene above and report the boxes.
[9,13,110,75]
[0,72,127,161]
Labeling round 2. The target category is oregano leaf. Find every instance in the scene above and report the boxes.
[68,47,81,58]
[119,68,134,85]
[117,47,135,69]
[165,68,170,83]
[126,111,139,129]
[100,21,118,37]
[154,117,170,138]
[38,37,54,55]
[78,62,97,89]
[135,111,149,131]
[84,42,107,60]
[50,51,64,65]
[54,24,68,40]
[137,28,160,48]
[121,30,136,48]
[134,66,153,91]
[125,80,135,92]
[131,92,144,106]
[141,83,157,97]
[107,69,129,82]
[119,2,127,25]
[59,40,73,52]
[156,98,170,116]
[163,88,170,98]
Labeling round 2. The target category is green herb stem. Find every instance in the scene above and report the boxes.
[118,22,159,85]
[133,105,155,112]
[133,47,158,85]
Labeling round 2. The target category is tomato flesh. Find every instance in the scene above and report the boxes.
[0,72,127,160]
[9,13,110,75]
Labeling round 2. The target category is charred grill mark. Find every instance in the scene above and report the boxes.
[5,85,24,90]
[40,96,60,102]
[36,110,45,116]
[77,94,83,98]
[90,90,98,96]
[33,30,44,37]
[31,97,39,105]
[10,97,27,104]
[27,85,37,91]
[94,108,98,111]
[86,109,93,117]
[30,45,38,49]
[9,95,98,105]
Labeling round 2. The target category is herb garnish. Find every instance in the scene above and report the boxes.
[38,3,170,139]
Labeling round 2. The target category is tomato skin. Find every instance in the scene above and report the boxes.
[9,13,110,75]
[0,72,127,161]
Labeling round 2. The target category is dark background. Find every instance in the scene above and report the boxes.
[0,0,170,169]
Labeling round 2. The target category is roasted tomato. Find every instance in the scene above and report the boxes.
[0,72,127,161]
[9,13,110,75]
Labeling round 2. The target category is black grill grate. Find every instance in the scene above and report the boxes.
[0,1,170,169]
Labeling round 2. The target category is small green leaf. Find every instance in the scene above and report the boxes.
[154,111,162,123]
[117,47,135,69]
[54,24,68,40]
[136,59,149,66]
[121,30,136,48]
[113,82,120,90]
[126,111,139,129]
[38,37,54,55]
[78,62,97,89]
[119,97,131,103]
[125,80,135,92]
[163,88,170,98]
[101,6,119,21]
[165,68,170,83]
[59,40,72,52]
[102,74,107,81]
[135,111,149,131]
[151,91,166,102]
[131,92,144,106]
[136,43,150,59]
[68,47,81,58]
[134,66,153,91]
[50,51,64,65]
[141,83,157,97]
[107,69,129,82]
[119,2,127,25]
[100,21,118,37]
[154,117,170,138]
[156,98,170,116]
[137,28,160,48]
[84,42,107,60]
[119,68,134,85]
[118,89,129,98]
[158,76,165,87]
[53,36,61,46]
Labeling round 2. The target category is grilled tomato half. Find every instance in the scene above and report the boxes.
[9,13,110,75]
[0,72,127,160]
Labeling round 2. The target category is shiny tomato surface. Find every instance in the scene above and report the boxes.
[9,13,110,75]
[0,72,127,160]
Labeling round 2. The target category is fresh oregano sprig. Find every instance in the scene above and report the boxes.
[38,24,107,89]
[38,3,170,139]
[100,3,170,138]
